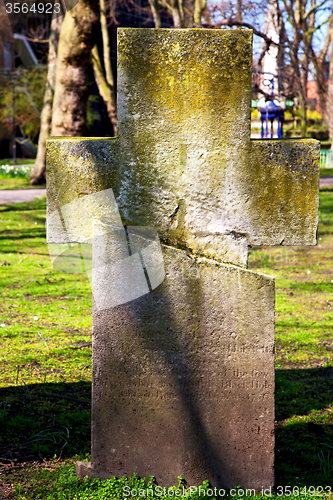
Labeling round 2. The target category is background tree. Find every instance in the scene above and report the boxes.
[30,0,99,183]
[149,0,162,26]
[51,0,99,135]
[0,67,47,147]
[30,13,63,184]
[0,0,13,71]
[91,0,117,134]
[323,0,333,148]
[279,0,331,134]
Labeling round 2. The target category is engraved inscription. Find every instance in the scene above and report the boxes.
[104,363,273,403]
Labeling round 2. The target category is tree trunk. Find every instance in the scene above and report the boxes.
[91,45,117,134]
[0,0,13,62]
[99,0,117,135]
[193,0,201,25]
[30,13,63,185]
[170,0,183,27]
[194,0,206,25]
[51,0,99,136]
[312,20,331,121]
[300,53,309,136]
[328,7,333,149]
[148,0,162,27]
[236,0,242,23]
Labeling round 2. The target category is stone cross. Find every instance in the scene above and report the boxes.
[46,28,319,491]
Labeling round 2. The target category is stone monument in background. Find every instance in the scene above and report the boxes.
[46,28,319,490]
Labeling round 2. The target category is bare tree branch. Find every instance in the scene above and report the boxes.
[304,0,327,20]
[215,18,281,46]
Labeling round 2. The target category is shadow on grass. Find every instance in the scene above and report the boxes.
[0,382,91,464]
[0,197,46,213]
[276,367,333,485]
[276,366,333,420]
[0,229,46,243]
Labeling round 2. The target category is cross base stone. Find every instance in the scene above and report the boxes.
[75,461,92,479]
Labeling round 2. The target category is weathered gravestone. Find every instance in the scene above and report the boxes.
[46,28,319,490]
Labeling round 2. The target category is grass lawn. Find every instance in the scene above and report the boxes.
[0,160,35,166]
[1,176,333,498]
[321,168,333,177]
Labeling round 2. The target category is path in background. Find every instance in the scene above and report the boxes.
[0,189,46,204]
[319,176,333,187]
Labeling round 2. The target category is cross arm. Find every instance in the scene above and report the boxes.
[246,138,320,246]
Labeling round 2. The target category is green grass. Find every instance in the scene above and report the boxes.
[5,463,333,500]
[0,197,92,388]
[0,159,35,166]
[0,176,39,190]
[7,465,333,500]
[1,193,333,497]
[320,168,333,177]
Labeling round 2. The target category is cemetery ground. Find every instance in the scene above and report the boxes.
[1,170,333,498]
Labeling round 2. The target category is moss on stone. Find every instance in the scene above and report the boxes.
[116,28,253,243]
[46,137,119,216]
[248,139,320,245]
